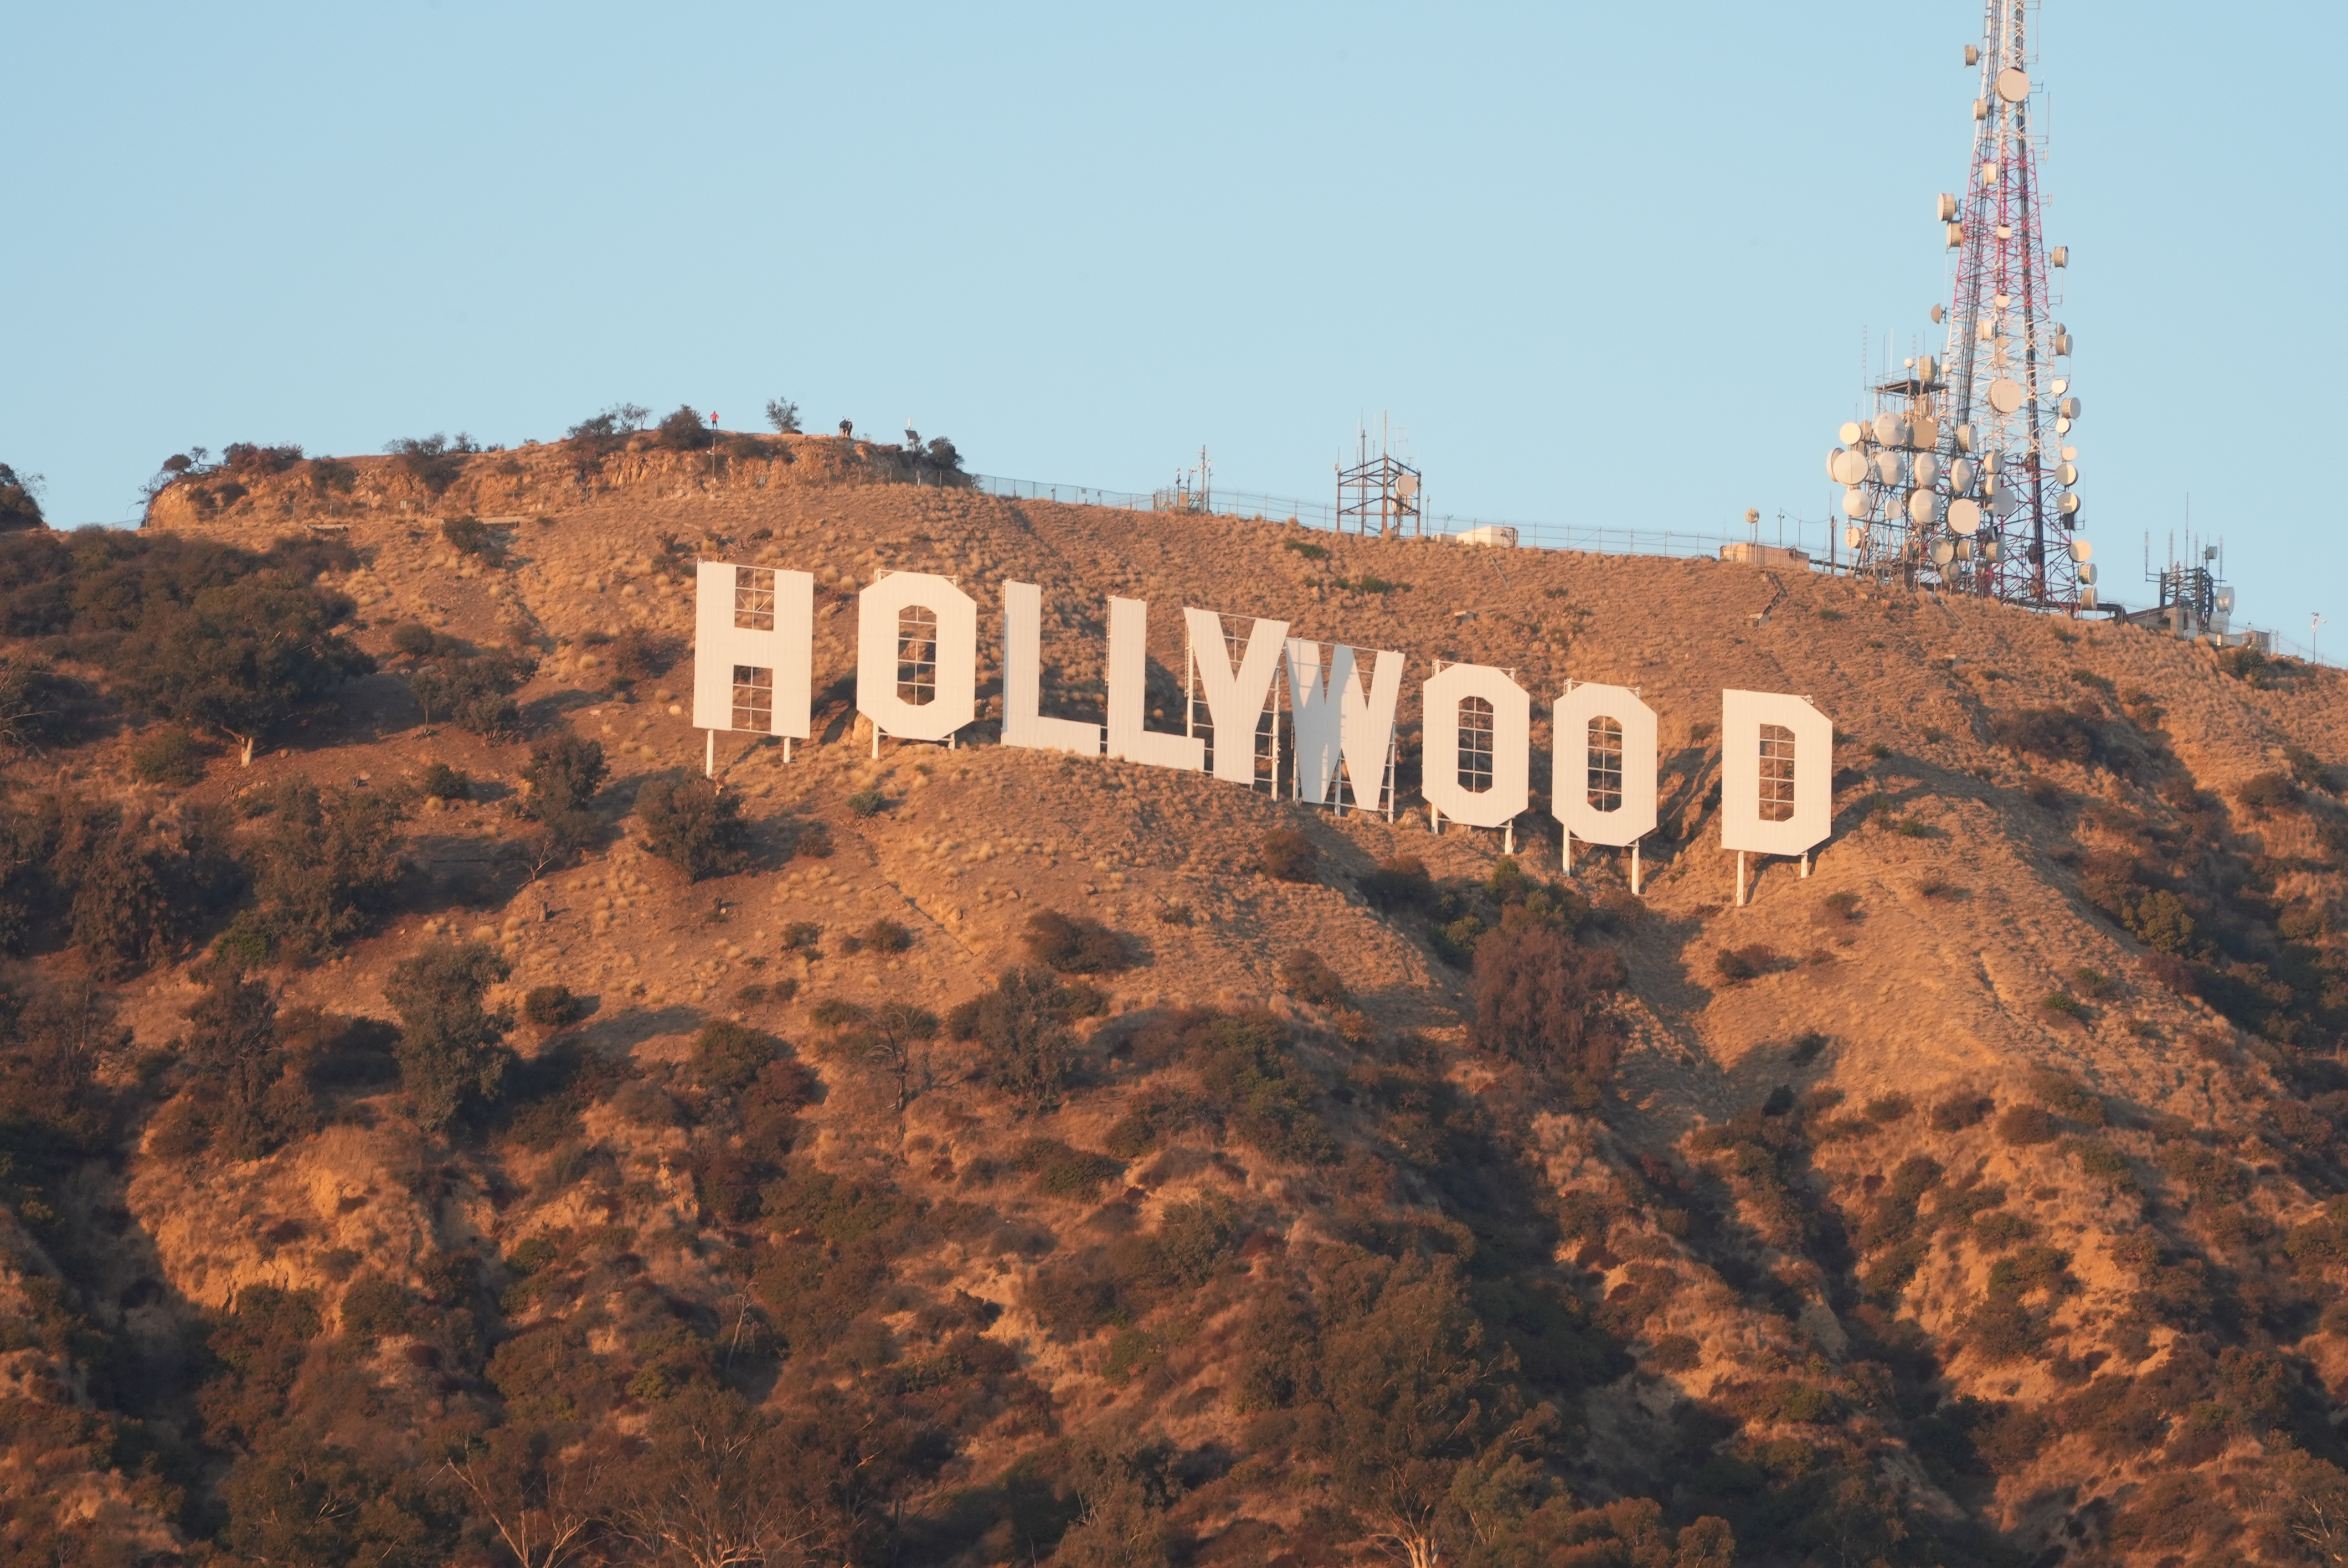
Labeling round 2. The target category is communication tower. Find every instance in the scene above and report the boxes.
[1825,1,2089,609]
[1337,417,1422,538]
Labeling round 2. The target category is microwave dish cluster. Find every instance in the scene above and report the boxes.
[1821,0,2090,610]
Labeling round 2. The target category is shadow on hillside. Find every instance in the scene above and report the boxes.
[575,1003,704,1055]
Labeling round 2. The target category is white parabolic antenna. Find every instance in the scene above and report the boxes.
[1932,539,1958,565]
[1949,458,1976,493]
[1907,488,1942,525]
[1396,473,1419,498]
[1996,67,2030,102]
[1987,378,2025,415]
[1912,452,1940,487]
[2068,538,2092,562]
[1831,448,1869,485]
[1873,451,1906,485]
[1841,488,1870,519]
[1948,498,1983,536]
[1871,412,1905,446]
[1846,525,1866,548]
[1840,421,1866,446]
[2061,493,2082,517]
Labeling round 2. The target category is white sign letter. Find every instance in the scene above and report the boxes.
[694,562,812,739]
[1420,662,1530,829]
[857,571,977,742]
[1552,682,1658,846]
[1182,607,1289,786]
[1002,580,1100,755]
[1720,689,1834,855]
[1105,597,1203,772]
[1286,640,1404,807]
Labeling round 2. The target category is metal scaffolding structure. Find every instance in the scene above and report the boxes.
[1336,420,1422,538]
[1830,0,2089,610]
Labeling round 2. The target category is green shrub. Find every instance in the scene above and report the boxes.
[637,777,752,880]
[692,1019,777,1094]
[248,778,406,962]
[792,821,833,859]
[1932,1093,1993,1132]
[132,728,205,786]
[781,921,821,953]
[385,941,513,1132]
[846,788,887,818]
[863,917,912,953]
[1995,1105,2058,1146]
[656,405,714,451]
[1012,1137,1123,1201]
[1258,828,1319,883]
[409,651,537,736]
[518,732,605,849]
[420,762,470,801]
[522,985,583,1029]
[441,517,493,558]
[1277,950,1349,1008]
[388,622,437,660]
[1356,855,1433,912]
[1022,909,1129,974]
[1471,921,1624,1077]
[956,968,1083,1112]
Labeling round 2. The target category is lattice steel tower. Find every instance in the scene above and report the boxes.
[1826,0,2089,608]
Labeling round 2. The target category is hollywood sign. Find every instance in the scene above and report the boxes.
[692,564,1832,897]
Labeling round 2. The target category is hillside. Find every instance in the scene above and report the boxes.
[3,430,2347,1566]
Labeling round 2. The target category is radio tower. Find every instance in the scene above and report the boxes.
[1826,1,2088,608]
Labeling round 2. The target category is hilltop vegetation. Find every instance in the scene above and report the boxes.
[0,429,2344,1565]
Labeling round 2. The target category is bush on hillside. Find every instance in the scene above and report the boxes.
[1469,920,1625,1079]
[131,727,206,787]
[764,399,801,434]
[519,732,605,849]
[1022,910,1129,974]
[409,651,537,736]
[384,434,476,495]
[385,941,513,1132]
[1278,950,1350,1009]
[638,777,751,880]
[1259,828,1319,883]
[121,579,374,764]
[656,406,715,451]
[952,968,1087,1113]
[522,985,584,1030]
[0,464,43,530]
[246,777,406,962]
[0,657,86,753]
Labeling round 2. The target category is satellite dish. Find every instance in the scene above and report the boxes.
[1825,448,1845,482]
[1911,415,1939,449]
[1912,452,1941,487]
[1846,525,1867,548]
[1948,499,1983,536]
[2056,416,2072,435]
[1841,488,1871,519]
[1955,539,1974,560]
[1954,423,1975,452]
[1872,412,1905,446]
[2068,537,2090,560]
[1996,67,2030,101]
[1949,458,1976,493]
[2060,493,2082,517]
[2058,395,2081,419]
[1987,378,2025,415]
[1908,489,1943,525]
[1982,538,2001,560]
[1932,539,1958,566]
[2059,445,2077,462]
[2051,378,2069,396]
[1840,420,1866,447]
[2078,562,2097,584]
[1396,473,1419,498]
[1831,448,1870,485]
[1988,481,2015,513]
[2058,462,2079,486]
[1872,450,1907,486]
[1932,303,1946,324]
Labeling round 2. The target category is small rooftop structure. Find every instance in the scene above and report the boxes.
[1718,541,1812,570]
[1451,524,1518,549]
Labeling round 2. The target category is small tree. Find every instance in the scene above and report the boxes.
[656,405,715,451]
[125,580,374,765]
[409,651,538,736]
[250,778,406,962]
[764,398,801,435]
[1469,921,1624,1079]
[639,778,751,880]
[1259,828,1319,883]
[959,968,1077,1113]
[385,940,513,1132]
[183,971,308,1161]
[0,463,43,530]
[520,733,606,850]
[1023,910,1130,974]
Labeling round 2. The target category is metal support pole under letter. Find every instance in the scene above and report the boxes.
[1736,850,1749,907]
[704,730,714,778]
[1631,838,1642,896]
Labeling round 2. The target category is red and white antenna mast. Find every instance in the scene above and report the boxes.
[1943,0,2084,608]
[1822,1,2088,609]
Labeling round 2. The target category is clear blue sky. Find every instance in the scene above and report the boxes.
[6,2,2340,653]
